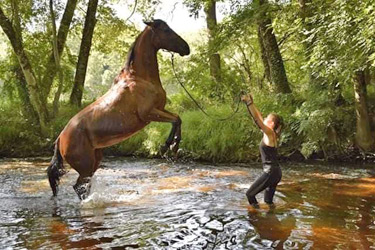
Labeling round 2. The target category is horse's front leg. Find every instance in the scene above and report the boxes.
[163,110,182,155]
[140,108,181,157]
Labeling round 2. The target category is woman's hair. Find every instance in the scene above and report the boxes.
[268,113,283,136]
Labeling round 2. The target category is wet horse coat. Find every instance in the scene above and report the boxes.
[47,20,190,199]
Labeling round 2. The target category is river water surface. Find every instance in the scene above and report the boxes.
[0,157,374,249]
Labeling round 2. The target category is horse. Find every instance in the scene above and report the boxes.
[47,19,190,200]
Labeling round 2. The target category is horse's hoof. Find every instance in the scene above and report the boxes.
[80,192,89,200]
[171,148,182,160]
[170,141,180,153]
[76,189,90,200]
[73,178,91,200]
[176,148,183,158]
[160,144,169,156]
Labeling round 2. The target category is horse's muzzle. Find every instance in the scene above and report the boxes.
[179,44,190,56]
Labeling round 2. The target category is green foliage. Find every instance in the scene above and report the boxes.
[305,0,375,83]
[1,0,375,161]
[179,105,259,162]
[0,101,47,157]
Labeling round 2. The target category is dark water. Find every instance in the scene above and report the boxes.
[0,158,374,249]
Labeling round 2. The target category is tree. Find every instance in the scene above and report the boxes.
[305,0,375,152]
[256,0,291,93]
[49,0,64,116]
[354,70,374,151]
[70,0,99,107]
[13,63,38,121]
[40,0,78,105]
[0,0,77,134]
[183,0,224,98]
[204,0,221,84]
[0,3,49,133]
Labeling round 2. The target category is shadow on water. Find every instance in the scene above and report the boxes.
[0,158,374,249]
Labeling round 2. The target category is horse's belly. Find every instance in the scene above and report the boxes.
[90,113,149,148]
[94,124,147,148]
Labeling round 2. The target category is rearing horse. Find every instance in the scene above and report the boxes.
[47,19,190,200]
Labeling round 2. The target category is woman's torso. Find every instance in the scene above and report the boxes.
[259,139,279,173]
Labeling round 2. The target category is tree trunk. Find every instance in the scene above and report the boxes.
[354,70,374,151]
[40,0,78,103]
[257,0,291,93]
[14,65,39,122]
[0,6,49,134]
[10,0,37,120]
[53,80,64,114]
[257,26,271,84]
[204,0,221,84]
[70,0,99,107]
[49,0,64,116]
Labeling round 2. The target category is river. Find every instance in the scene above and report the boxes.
[0,157,374,249]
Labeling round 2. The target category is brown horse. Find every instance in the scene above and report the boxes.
[47,19,190,200]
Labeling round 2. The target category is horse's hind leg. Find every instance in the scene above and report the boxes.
[93,149,103,172]
[70,149,103,200]
[73,175,93,200]
[65,148,96,200]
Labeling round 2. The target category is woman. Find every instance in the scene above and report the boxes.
[241,94,283,208]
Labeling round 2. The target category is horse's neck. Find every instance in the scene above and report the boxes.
[132,30,161,84]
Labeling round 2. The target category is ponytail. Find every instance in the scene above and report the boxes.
[269,113,283,137]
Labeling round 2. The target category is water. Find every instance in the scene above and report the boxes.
[0,158,374,249]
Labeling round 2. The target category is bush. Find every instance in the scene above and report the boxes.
[0,101,47,157]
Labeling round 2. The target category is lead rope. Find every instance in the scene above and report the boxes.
[169,52,243,122]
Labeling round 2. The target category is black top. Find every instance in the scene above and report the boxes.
[259,139,278,165]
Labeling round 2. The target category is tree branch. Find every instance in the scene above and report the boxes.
[277,30,295,48]
[41,0,78,101]
[50,0,64,115]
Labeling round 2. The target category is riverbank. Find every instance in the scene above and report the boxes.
[1,130,374,164]
[1,102,373,164]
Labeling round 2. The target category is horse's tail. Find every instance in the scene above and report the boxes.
[47,138,66,196]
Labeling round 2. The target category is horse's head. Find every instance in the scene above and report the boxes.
[144,19,190,56]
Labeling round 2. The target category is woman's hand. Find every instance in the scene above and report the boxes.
[241,94,253,105]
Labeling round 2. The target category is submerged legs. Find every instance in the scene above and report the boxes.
[246,165,282,206]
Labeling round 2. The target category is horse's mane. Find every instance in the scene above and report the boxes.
[114,33,143,84]
[125,39,137,71]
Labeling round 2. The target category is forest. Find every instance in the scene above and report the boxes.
[0,0,374,162]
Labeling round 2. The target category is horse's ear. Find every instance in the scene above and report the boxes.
[143,20,153,26]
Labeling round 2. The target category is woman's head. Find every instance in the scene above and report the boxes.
[264,113,283,135]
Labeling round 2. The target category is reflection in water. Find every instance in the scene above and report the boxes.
[248,210,296,249]
[0,158,374,249]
